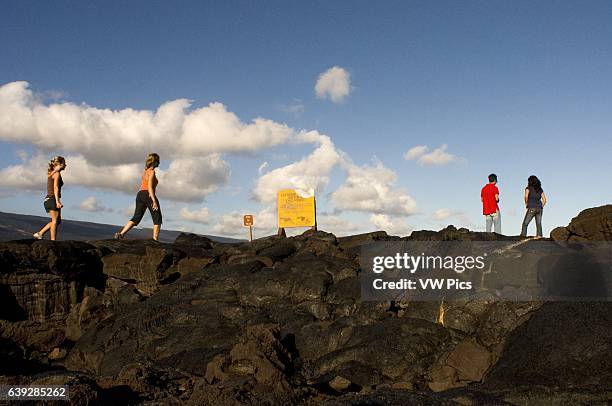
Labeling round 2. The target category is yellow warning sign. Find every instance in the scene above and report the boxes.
[277,189,316,228]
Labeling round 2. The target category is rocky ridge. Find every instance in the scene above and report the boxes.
[0,205,611,405]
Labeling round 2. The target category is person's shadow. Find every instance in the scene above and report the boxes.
[538,245,611,300]
[0,284,27,321]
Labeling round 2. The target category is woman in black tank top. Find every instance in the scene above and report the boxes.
[33,156,67,241]
[520,175,548,238]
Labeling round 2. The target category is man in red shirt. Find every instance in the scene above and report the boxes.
[481,173,501,233]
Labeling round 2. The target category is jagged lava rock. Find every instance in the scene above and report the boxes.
[0,240,104,322]
[0,207,610,405]
[550,204,612,242]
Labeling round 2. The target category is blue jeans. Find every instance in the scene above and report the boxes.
[521,207,543,237]
[484,210,501,233]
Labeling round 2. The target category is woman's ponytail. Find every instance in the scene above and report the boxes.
[145,153,160,169]
[47,156,66,174]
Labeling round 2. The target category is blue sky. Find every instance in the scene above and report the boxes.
[1,1,611,237]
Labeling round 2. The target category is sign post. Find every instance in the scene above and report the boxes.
[243,214,254,242]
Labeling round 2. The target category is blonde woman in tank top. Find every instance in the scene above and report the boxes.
[33,156,67,241]
[114,153,163,241]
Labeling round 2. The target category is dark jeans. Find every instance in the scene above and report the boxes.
[521,207,543,237]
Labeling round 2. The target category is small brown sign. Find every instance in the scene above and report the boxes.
[243,214,254,226]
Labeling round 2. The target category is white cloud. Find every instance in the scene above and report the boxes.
[211,212,245,237]
[315,66,351,103]
[0,153,126,193]
[0,82,296,202]
[122,203,136,218]
[180,104,292,157]
[179,207,211,224]
[429,208,481,231]
[211,206,278,238]
[174,225,196,233]
[403,145,428,160]
[211,210,361,238]
[1,81,430,231]
[252,135,417,227]
[403,144,460,166]
[250,206,279,235]
[330,159,417,216]
[252,131,342,204]
[370,214,412,236]
[78,196,112,212]
[211,207,363,238]
[62,156,141,194]
[317,214,361,236]
[419,144,458,166]
[0,153,48,191]
[432,208,454,221]
[156,155,230,202]
[2,81,383,206]
[0,152,229,203]
[0,82,293,166]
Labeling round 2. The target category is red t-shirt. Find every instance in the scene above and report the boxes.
[481,184,499,215]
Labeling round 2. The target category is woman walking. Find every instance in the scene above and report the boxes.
[115,153,162,241]
[33,156,67,241]
[520,175,547,238]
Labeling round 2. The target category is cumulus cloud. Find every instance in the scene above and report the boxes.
[1,81,426,229]
[315,66,351,103]
[403,144,460,166]
[0,152,229,202]
[430,208,481,231]
[0,81,293,166]
[317,214,361,236]
[180,104,292,157]
[0,82,362,206]
[0,153,48,191]
[78,196,112,212]
[0,81,298,202]
[62,156,141,193]
[156,156,230,202]
[370,214,412,236]
[403,145,428,161]
[172,225,196,233]
[330,160,417,216]
[0,152,139,193]
[211,206,278,238]
[179,207,211,224]
[122,203,136,218]
[252,131,342,204]
[252,135,418,229]
[211,212,246,237]
[432,208,454,221]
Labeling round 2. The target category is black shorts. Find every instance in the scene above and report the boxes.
[44,197,60,213]
[130,190,162,226]
[43,197,62,224]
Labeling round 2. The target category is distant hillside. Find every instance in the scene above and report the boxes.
[0,211,244,243]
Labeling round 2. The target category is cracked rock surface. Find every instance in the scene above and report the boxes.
[1,206,610,405]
